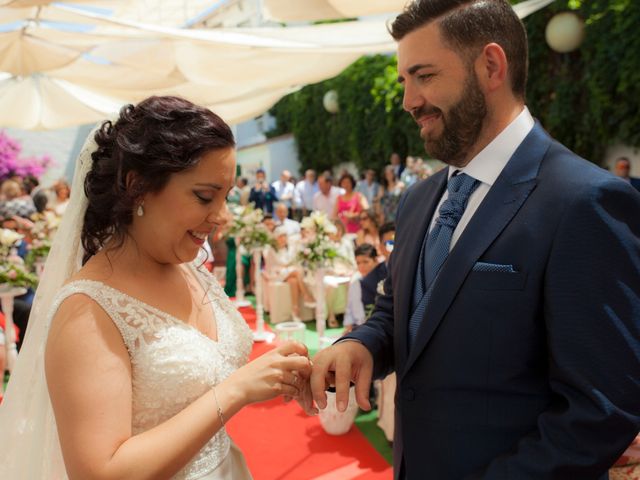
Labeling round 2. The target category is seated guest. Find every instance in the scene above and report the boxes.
[274,202,301,237]
[0,180,35,219]
[263,227,314,322]
[330,219,355,272]
[325,220,356,328]
[359,222,395,319]
[355,210,381,255]
[262,212,276,233]
[343,243,379,333]
[51,179,70,216]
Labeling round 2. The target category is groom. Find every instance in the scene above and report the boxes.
[307,1,640,478]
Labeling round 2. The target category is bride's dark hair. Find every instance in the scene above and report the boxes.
[81,96,235,264]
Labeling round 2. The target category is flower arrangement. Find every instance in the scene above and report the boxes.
[228,204,274,252]
[0,228,38,290]
[297,211,342,271]
[0,263,39,291]
[25,238,52,271]
[0,228,23,257]
[0,131,53,181]
[23,214,58,270]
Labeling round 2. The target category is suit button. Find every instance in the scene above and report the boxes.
[402,388,415,401]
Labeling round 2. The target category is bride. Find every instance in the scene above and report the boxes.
[0,96,315,479]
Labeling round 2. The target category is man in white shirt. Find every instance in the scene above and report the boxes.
[293,169,318,218]
[274,202,301,237]
[309,1,640,479]
[271,170,295,210]
[312,171,343,217]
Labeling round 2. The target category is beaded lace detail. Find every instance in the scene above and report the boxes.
[48,264,253,480]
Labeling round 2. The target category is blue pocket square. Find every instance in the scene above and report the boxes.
[473,262,516,273]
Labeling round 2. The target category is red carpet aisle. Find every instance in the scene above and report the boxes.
[226,306,393,480]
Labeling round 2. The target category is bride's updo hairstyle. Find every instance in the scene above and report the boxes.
[82,96,235,264]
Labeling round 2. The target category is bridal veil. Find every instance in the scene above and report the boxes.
[0,128,97,478]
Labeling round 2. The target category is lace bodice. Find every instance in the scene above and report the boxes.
[49,264,253,480]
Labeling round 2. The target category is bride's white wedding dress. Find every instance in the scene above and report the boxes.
[0,129,256,479]
[48,263,255,479]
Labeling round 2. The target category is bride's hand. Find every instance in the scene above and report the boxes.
[223,341,312,405]
[292,375,319,416]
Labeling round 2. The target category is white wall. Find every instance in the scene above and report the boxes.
[236,133,300,183]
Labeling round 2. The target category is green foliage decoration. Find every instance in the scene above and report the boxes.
[268,0,639,169]
[525,0,640,163]
[267,54,423,174]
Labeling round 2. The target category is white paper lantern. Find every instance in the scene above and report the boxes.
[545,12,586,53]
[323,90,339,114]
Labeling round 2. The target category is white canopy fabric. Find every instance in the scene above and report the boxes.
[0,0,555,130]
[263,0,556,22]
[263,0,407,22]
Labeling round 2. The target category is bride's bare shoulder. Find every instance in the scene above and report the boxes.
[50,254,121,335]
[46,261,127,373]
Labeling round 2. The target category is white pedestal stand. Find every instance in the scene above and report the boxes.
[252,248,274,343]
[1,286,27,393]
[234,240,251,308]
[314,268,327,340]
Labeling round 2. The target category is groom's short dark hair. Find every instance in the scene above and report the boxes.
[390,0,528,99]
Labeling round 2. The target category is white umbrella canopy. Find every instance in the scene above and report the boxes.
[263,0,407,22]
[0,75,122,129]
[0,0,555,130]
[0,29,81,76]
[263,0,556,22]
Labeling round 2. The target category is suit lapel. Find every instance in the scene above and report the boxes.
[394,169,447,368]
[400,122,552,380]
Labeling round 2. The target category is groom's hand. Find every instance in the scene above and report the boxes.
[310,341,373,413]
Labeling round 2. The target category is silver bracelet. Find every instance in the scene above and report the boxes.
[212,386,226,427]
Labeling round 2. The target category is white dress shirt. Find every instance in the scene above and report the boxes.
[343,273,365,327]
[277,217,301,237]
[272,180,295,208]
[312,186,343,216]
[429,107,535,250]
[294,180,319,210]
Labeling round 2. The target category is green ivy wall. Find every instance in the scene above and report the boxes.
[267,0,639,173]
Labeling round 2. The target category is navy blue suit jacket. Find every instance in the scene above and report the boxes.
[344,123,640,479]
[630,176,640,192]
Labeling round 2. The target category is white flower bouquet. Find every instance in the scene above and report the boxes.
[24,215,58,270]
[228,204,274,252]
[297,212,342,271]
[0,228,38,290]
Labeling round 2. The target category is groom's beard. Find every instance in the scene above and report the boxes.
[415,71,487,168]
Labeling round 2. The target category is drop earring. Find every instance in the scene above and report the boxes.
[137,202,144,217]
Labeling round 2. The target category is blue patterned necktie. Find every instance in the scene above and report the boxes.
[408,172,480,343]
